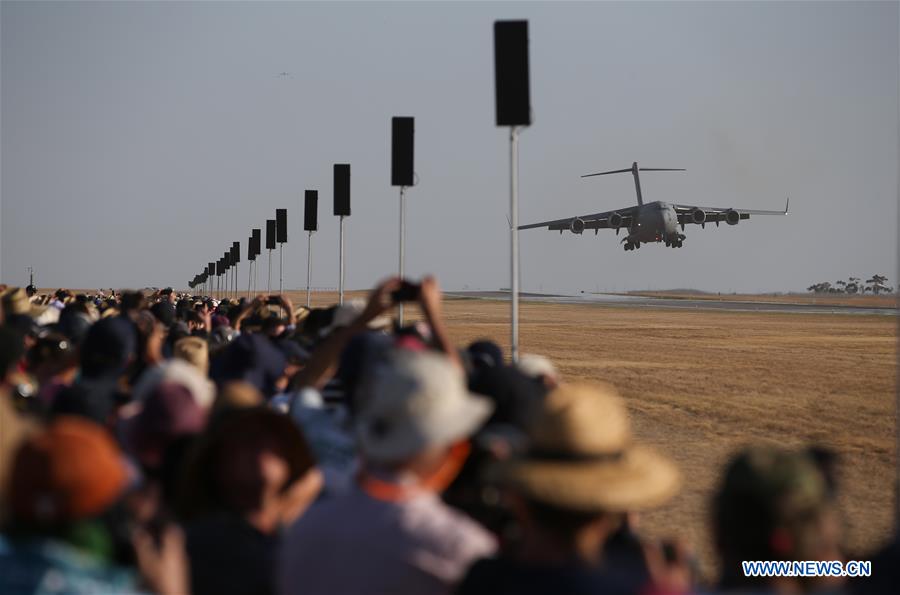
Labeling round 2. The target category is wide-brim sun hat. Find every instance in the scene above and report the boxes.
[355,349,494,464]
[1,287,31,316]
[490,383,680,513]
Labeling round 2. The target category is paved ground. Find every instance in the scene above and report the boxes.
[446,291,897,316]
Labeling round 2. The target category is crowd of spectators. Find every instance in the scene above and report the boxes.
[0,279,895,594]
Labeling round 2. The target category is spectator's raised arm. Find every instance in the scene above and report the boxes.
[293,277,401,390]
[417,276,462,370]
[233,295,265,332]
[277,294,296,326]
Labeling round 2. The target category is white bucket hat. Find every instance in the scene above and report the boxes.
[320,299,392,338]
[355,350,494,464]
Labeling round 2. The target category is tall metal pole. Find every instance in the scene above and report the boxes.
[307,230,313,308]
[267,249,272,293]
[338,216,345,305]
[510,126,520,363]
[248,263,252,299]
[279,243,284,294]
[398,186,406,325]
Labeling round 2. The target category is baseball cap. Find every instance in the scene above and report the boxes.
[714,446,827,559]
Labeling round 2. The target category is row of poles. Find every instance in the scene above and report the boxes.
[188,20,532,361]
[187,119,415,317]
[188,166,350,309]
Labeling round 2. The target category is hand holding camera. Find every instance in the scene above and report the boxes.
[390,280,421,303]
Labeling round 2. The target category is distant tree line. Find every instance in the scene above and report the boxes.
[807,274,892,294]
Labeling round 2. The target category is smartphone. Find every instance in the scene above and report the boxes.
[391,281,420,303]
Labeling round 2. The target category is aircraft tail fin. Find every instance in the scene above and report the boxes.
[581,162,685,207]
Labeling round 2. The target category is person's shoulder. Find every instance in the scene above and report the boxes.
[402,496,498,559]
[282,489,355,540]
[0,537,142,595]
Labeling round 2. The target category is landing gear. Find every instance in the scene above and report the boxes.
[624,241,640,251]
[665,234,685,248]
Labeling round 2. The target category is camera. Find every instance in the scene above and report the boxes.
[391,280,421,303]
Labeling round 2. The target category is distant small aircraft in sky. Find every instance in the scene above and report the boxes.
[520,162,788,251]
[277,72,291,78]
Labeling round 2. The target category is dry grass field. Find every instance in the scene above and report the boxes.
[293,290,896,575]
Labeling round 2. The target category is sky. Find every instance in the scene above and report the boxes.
[1,1,897,294]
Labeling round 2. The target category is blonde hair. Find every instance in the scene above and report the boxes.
[215,381,264,412]
[174,336,210,376]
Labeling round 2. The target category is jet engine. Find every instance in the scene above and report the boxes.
[691,209,706,224]
[569,218,585,234]
[725,209,740,225]
[608,213,622,229]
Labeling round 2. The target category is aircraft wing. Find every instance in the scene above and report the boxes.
[519,207,636,231]
[671,198,789,225]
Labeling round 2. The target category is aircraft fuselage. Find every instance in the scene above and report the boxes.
[629,201,679,243]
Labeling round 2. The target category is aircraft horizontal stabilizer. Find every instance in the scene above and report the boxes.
[581,166,685,178]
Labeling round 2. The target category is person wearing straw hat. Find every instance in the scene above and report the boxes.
[458,383,684,595]
[278,349,497,595]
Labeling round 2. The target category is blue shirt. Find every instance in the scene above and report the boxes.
[0,535,143,595]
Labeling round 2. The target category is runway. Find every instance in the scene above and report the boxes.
[445,291,898,316]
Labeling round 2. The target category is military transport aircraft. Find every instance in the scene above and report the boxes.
[519,162,788,251]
